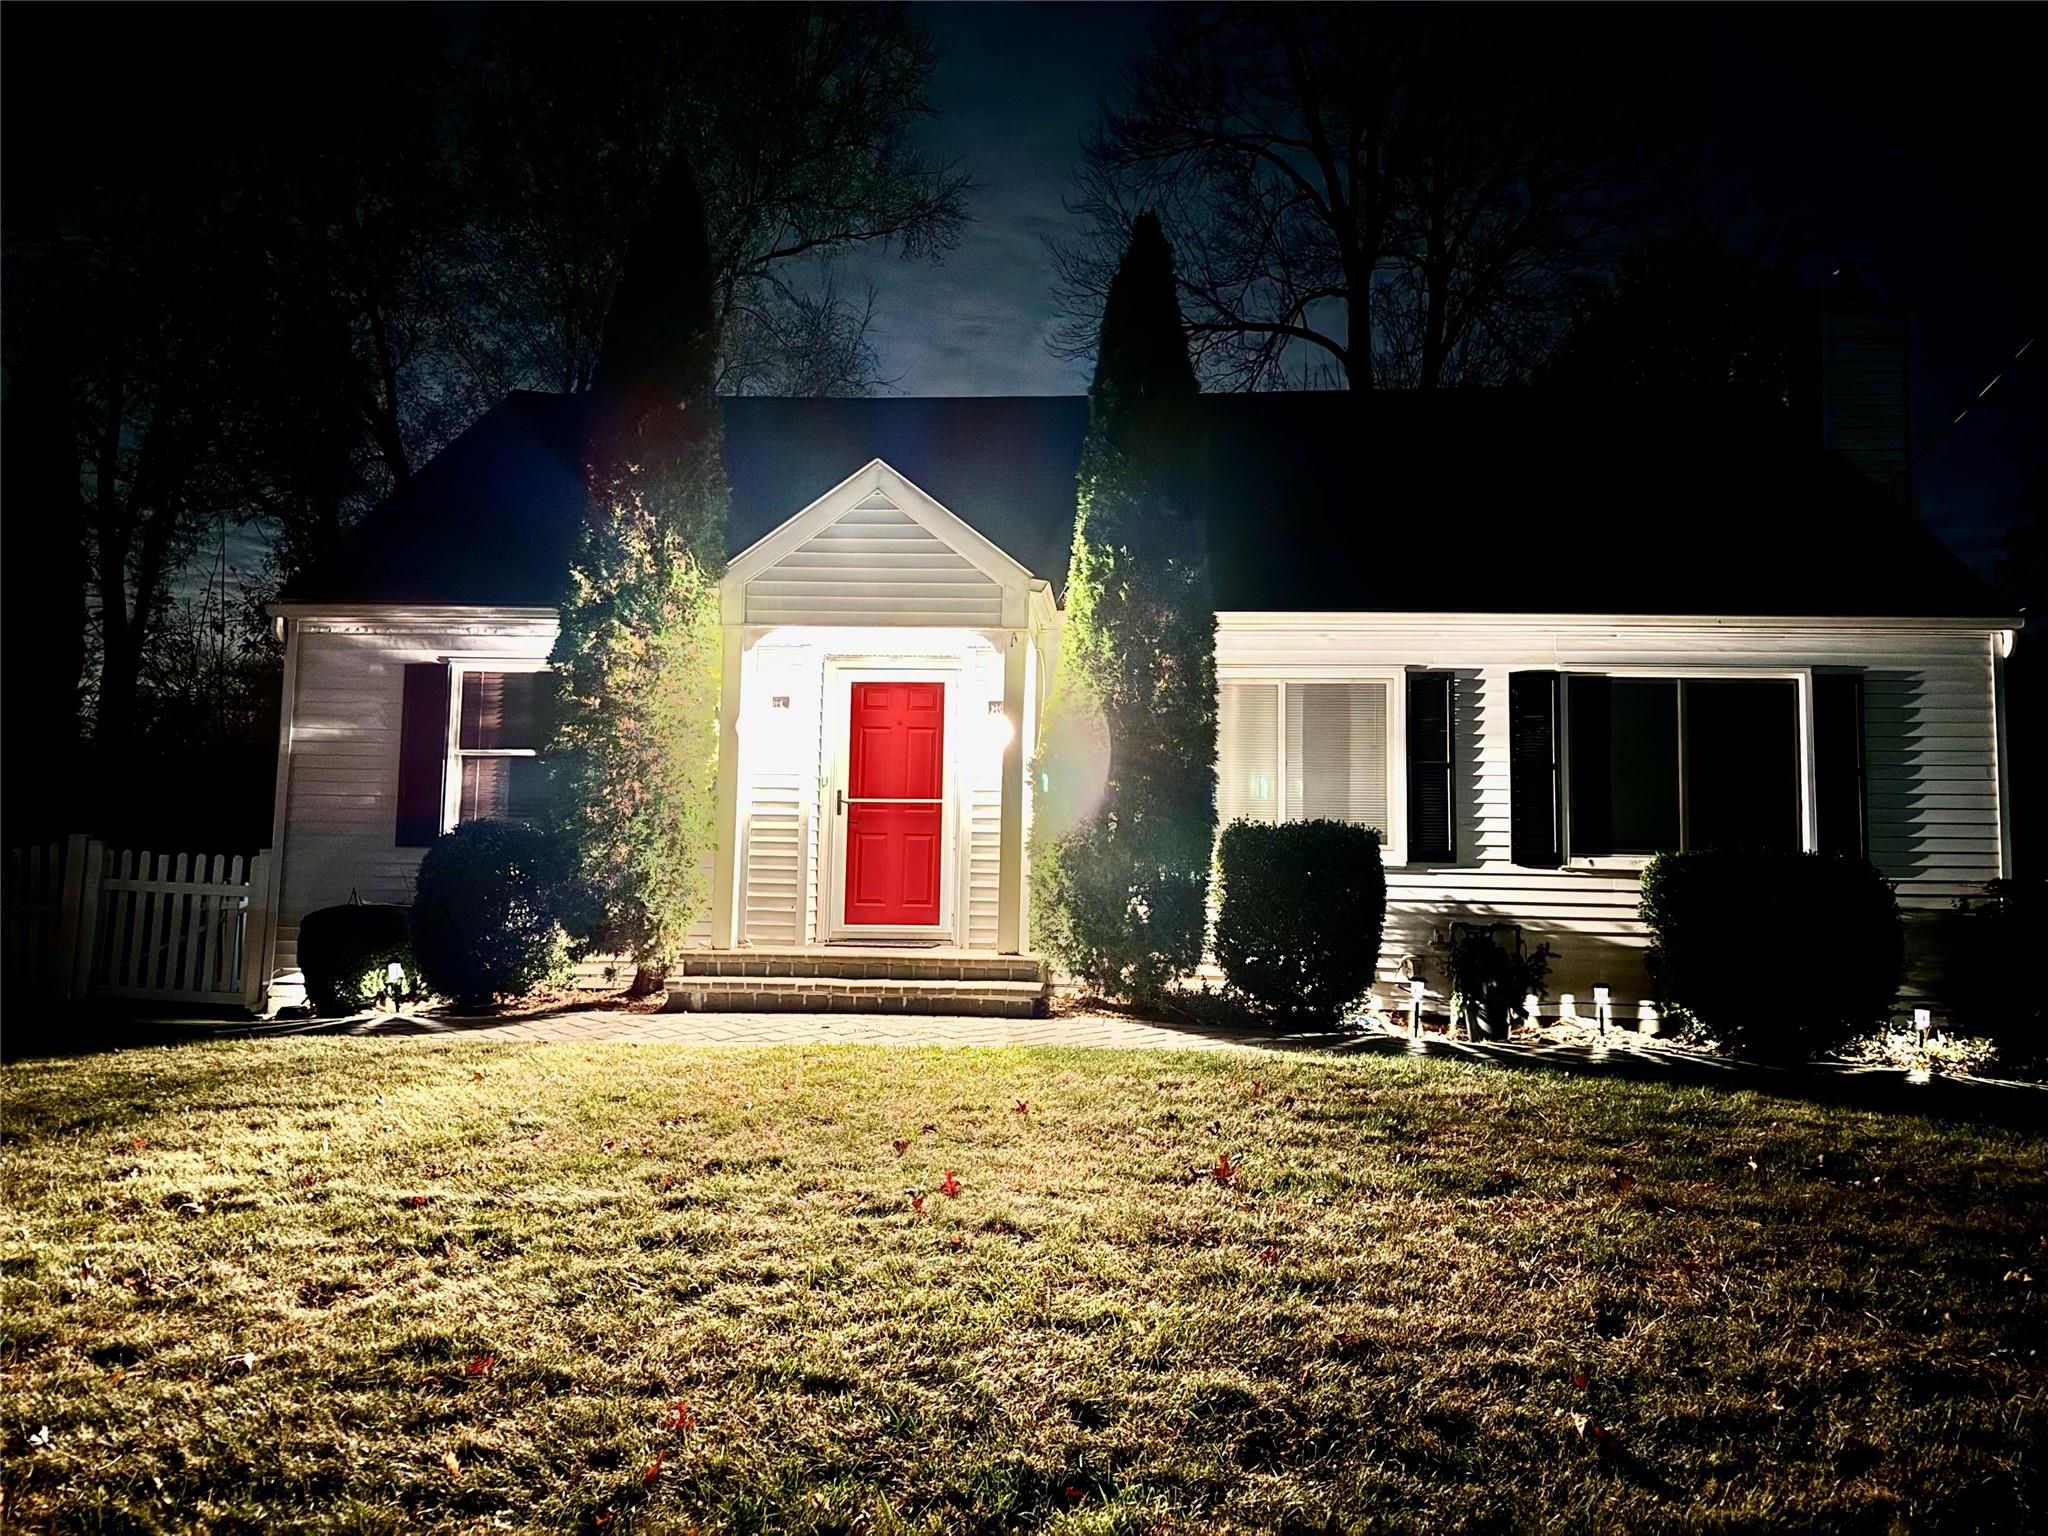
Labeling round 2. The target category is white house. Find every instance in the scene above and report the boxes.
[261,362,2021,1017]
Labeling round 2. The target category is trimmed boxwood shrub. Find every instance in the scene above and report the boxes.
[410,821,578,1010]
[1640,850,1903,1060]
[1940,878,2045,1073]
[298,902,415,1016]
[1215,819,1386,1025]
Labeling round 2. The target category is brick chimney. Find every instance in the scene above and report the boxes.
[1818,272,1912,508]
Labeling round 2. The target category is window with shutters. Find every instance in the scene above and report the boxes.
[1216,675,1405,862]
[445,665,549,828]
[1560,672,1807,861]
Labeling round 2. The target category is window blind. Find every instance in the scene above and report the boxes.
[1286,681,1388,831]
[1217,682,1278,826]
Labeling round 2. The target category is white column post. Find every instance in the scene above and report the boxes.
[995,630,1029,954]
[709,625,746,950]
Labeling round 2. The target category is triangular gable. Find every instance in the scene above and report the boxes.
[723,459,1037,628]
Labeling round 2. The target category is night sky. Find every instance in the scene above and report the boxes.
[838,4,2042,579]
[7,3,2042,579]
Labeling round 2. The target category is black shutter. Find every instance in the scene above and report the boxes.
[395,662,451,847]
[1509,670,1563,867]
[1407,672,1454,863]
[1814,672,1867,859]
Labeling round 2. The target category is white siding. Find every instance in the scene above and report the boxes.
[270,612,558,976]
[1216,615,2008,1010]
[742,495,1005,627]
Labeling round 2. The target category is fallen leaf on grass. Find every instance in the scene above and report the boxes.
[442,1449,462,1479]
[668,1401,697,1433]
[921,1122,938,1135]
[939,1170,962,1197]
[1572,1367,1589,1391]
[1257,1244,1278,1267]
[892,1139,909,1155]
[464,1354,495,1378]
[1212,1152,1239,1186]
[1014,1101,1030,1116]
[906,1189,925,1214]
[1609,1171,1636,1196]
[643,1451,665,1487]
[28,1425,52,1449]
[404,1195,430,1209]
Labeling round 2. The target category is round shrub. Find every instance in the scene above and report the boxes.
[1214,819,1386,1026]
[1940,878,2045,1074]
[297,902,415,1016]
[1640,850,1903,1060]
[410,821,577,1009]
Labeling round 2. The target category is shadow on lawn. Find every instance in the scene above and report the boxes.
[7,996,2043,1134]
[1111,1011,2048,1132]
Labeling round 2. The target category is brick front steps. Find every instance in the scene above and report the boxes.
[665,948,1051,1018]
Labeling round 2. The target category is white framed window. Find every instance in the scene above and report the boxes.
[1217,671,1407,864]
[442,660,550,831]
[1559,668,1813,867]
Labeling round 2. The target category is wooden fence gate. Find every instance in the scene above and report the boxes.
[2,835,272,1010]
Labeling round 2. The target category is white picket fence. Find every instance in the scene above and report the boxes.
[2,835,272,1009]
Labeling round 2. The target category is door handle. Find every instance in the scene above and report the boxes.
[836,789,846,816]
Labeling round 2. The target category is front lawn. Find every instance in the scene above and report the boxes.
[2,1041,2041,1533]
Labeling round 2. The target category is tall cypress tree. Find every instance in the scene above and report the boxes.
[1030,213,1216,999]
[550,157,730,979]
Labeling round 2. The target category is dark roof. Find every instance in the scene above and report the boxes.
[280,389,2008,619]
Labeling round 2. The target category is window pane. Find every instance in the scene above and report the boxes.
[459,671,542,751]
[1684,679,1799,852]
[1568,677,1679,855]
[1217,683,1278,825]
[458,755,544,823]
[1286,681,1388,831]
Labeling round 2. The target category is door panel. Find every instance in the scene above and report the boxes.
[843,681,945,927]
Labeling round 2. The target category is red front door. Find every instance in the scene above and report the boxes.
[843,680,945,927]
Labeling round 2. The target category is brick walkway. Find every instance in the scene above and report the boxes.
[294,1007,1274,1051]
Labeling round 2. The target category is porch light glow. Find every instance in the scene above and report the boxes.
[982,700,1015,754]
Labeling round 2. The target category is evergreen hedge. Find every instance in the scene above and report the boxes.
[410,821,578,1010]
[1030,212,1216,1001]
[1215,819,1387,1025]
[548,156,727,977]
[1640,849,1903,1060]
[297,903,415,1016]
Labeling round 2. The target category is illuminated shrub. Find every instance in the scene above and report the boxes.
[298,903,415,1016]
[410,821,578,1009]
[1028,213,1215,1001]
[1215,819,1386,1025]
[1640,850,1902,1060]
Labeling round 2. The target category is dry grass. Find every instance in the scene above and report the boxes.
[1,1039,2042,1533]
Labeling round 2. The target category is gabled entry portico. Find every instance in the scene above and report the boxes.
[707,459,1059,959]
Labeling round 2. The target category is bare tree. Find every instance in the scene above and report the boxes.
[1054,4,1677,390]
[466,3,969,399]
